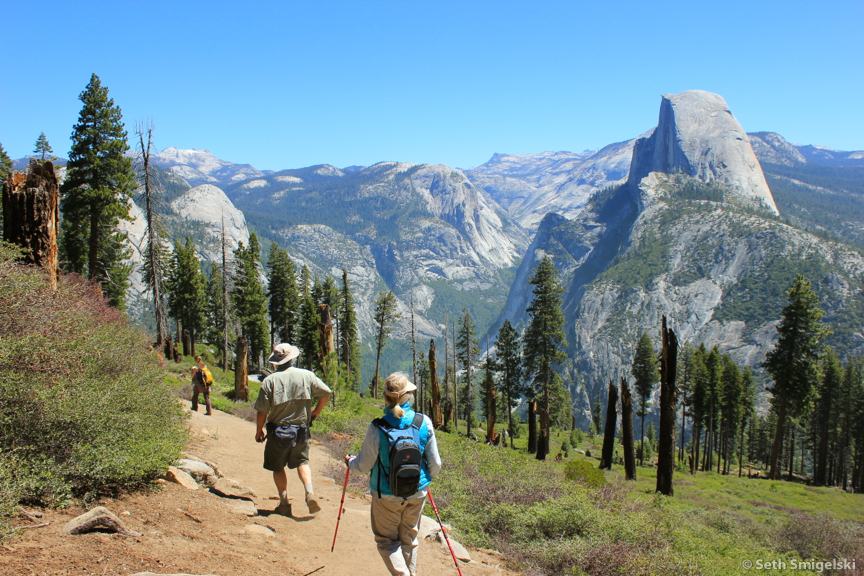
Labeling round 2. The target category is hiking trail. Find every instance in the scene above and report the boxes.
[1,405,517,576]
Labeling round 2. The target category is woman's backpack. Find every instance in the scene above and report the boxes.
[372,413,425,498]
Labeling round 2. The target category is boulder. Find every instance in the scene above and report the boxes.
[228,502,258,517]
[174,458,219,486]
[419,514,451,540]
[64,506,140,537]
[165,466,199,490]
[243,524,275,538]
[433,531,471,563]
[210,477,256,500]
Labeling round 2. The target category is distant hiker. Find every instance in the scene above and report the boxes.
[254,342,331,517]
[190,355,214,415]
[345,372,442,576]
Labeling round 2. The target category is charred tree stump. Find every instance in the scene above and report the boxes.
[527,399,537,454]
[318,303,335,358]
[429,340,443,428]
[2,161,59,289]
[182,329,192,357]
[163,336,174,364]
[234,336,249,401]
[656,315,679,496]
[620,377,637,480]
[600,380,618,469]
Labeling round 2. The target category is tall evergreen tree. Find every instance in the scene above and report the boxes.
[205,264,227,347]
[738,369,756,477]
[765,275,828,480]
[457,309,479,437]
[232,233,269,369]
[166,238,207,355]
[34,132,53,160]
[495,320,522,449]
[266,243,298,347]
[703,346,723,472]
[0,142,12,232]
[371,290,399,398]
[60,74,136,306]
[522,256,567,461]
[688,344,709,473]
[814,349,842,485]
[0,142,11,181]
[297,273,316,371]
[632,333,659,466]
[339,269,361,390]
[719,354,743,474]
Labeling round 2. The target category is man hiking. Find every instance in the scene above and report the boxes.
[345,372,442,576]
[254,342,331,516]
[190,355,214,415]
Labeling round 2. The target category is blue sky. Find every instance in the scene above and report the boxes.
[2,1,861,170]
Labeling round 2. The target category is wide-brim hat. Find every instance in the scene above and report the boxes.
[267,343,300,366]
[384,373,417,397]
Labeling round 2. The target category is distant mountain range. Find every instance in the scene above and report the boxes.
[20,92,863,413]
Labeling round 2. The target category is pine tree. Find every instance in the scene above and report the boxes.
[765,275,828,480]
[232,234,269,369]
[0,142,12,232]
[688,344,709,473]
[632,333,658,466]
[0,143,11,182]
[266,243,298,347]
[166,238,207,355]
[719,354,743,474]
[522,256,567,461]
[703,347,723,472]
[339,269,361,390]
[371,291,399,398]
[297,266,320,371]
[456,309,479,437]
[495,320,522,449]
[814,349,842,485]
[34,132,53,160]
[483,345,498,444]
[205,265,227,347]
[60,74,136,306]
[738,368,756,477]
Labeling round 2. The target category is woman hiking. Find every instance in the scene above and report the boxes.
[345,372,442,576]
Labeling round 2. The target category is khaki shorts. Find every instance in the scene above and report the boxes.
[263,435,310,471]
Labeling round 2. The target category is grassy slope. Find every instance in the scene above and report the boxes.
[196,365,862,576]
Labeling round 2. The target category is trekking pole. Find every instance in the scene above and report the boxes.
[426,488,463,576]
[331,463,351,552]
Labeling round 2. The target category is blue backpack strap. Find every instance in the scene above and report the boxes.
[371,417,390,498]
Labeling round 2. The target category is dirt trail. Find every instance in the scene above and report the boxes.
[1,406,516,576]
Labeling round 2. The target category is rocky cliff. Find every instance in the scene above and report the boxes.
[627,91,778,214]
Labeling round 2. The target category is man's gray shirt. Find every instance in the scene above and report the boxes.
[254,367,331,426]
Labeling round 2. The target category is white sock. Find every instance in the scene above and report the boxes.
[304,482,314,495]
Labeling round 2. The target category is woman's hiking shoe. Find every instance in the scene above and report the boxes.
[274,502,292,517]
[306,493,321,514]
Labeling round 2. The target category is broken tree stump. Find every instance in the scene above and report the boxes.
[620,377,637,480]
[234,336,249,401]
[2,161,59,289]
[656,315,679,496]
[600,380,618,470]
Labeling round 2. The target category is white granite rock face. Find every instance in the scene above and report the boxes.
[170,184,250,261]
[628,90,779,214]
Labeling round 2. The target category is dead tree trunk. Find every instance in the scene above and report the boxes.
[656,315,678,496]
[621,377,637,480]
[221,216,229,372]
[429,339,443,428]
[600,380,618,470]
[182,329,192,357]
[2,161,59,289]
[318,303,336,406]
[234,336,249,401]
[527,399,537,454]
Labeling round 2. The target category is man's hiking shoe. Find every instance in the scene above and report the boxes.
[306,493,321,514]
[275,502,292,517]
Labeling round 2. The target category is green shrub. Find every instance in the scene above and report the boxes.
[0,246,186,518]
[564,459,606,488]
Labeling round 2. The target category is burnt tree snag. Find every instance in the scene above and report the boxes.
[234,336,249,401]
[656,315,679,496]
[600,379,618,469]
[620,377,637,480]
[2,161,59,289]
[429,339,443,428]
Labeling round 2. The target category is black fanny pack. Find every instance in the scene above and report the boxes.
[266,423,308,444]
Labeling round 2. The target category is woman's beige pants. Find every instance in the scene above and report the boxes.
[370,493,426,576]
